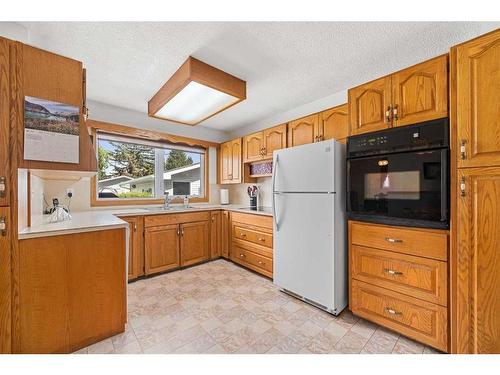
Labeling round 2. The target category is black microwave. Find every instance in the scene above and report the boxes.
[346,118,449,229]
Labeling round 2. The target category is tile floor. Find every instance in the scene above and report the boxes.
[75,259,441,354]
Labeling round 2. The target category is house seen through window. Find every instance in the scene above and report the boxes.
[96,133,205,200]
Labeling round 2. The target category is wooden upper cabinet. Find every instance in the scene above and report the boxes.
[456,167,500,354]
[288,114,319,147]
[144,224,180,275]
[180,220,209,267]
[219,138,242,184]
[453,30,500,168]
[243,131,264,163]
[19,44,97,172]
[349,76,392,136]
[230,138,242,182]
[0,38,10,208]
[319,104,349,142]
[263,124,287,158]
[392,55,448,127]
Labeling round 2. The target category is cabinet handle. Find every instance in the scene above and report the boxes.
[212,216,215,222]
[385,106,392,124]
[385,237,403,243]
[460,139,467,160]
[0,176,6,198]
[240,232,246,238]
[258,237,265,242]
[392,105,399,121]
[384,307,402,316]
[0,216,6,237]
[177,228,180,236]
[240,254,245,258]
[460,177,466,197]
[181,228,184,236]
[384,268,403,276]
[134,223,137,232]
[258,260,264,265]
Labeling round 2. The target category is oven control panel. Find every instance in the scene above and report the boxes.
[347,118,449,158]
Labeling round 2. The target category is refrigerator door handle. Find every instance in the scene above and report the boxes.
[272,154,280,231]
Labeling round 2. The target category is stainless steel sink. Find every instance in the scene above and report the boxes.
[146,205,199,212]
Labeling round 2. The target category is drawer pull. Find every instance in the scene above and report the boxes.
[385,307,402,316]
[240,254,246,258]
[385,237,403,243]
[258,260,264,265]
[240,233,246,237]
[258,237,265,242]
[384,268,403,276]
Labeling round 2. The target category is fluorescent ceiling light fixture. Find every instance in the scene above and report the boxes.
[148,57,246,126]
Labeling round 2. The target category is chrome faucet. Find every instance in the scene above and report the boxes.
[164,192,171,209]
[183,195,189,208]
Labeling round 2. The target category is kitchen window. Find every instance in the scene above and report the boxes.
[95,132,206,202]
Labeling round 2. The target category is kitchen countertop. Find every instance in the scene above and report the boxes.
[18,204,273,239]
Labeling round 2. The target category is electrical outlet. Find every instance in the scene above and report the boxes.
[66,188,74,198]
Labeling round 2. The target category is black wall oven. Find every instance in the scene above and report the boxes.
[346,118,449,229]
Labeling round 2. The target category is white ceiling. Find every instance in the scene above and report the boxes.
[18,22,499,135]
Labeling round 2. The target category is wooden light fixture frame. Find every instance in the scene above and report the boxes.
[148,56,246,126]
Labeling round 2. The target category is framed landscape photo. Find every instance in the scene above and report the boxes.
[24,96,80,163]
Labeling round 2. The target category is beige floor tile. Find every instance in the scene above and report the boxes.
[81,259,436,355]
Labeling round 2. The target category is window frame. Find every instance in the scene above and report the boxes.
[88,120,212,207]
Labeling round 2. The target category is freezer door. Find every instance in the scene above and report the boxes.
[273,192,337,310]
[273,140,337,193]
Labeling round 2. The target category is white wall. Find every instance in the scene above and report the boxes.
[88,100,228,144]
[227,90,348,140]
[0,22,29,43]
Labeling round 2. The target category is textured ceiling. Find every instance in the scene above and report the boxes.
[20,22,499,133]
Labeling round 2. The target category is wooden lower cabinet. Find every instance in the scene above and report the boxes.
[349,221,449,352]
[210,211,222,259]
[222,211,230,258]
[144,224,180,275]
[230,212,273,278]
[18,229,126,353]
[120,216,144,281]
[180,221,209,267]
[454,167,500,354]
[351,280,448,351]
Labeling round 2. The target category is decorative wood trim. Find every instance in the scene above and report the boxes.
[89,121,211,207]
[87,119,219,149]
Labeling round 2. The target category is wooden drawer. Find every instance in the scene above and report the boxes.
[233,224,273,249]
[232,244,273,278]
[350,221,448,261]
[351,245,447,306]
[230,211,273,229]
[144,211,210,227]
[351,280,448,351]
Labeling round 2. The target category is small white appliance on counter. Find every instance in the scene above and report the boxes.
[220,188,229,205]
[272,139,347,315]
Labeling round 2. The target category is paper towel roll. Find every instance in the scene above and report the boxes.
[220,189,229,205]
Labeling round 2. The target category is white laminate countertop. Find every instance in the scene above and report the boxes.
[18,204,273,240]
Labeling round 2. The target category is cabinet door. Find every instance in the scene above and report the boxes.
[121,216,144,281]
[319,103,349,142]
[144,224,180,275]
[180,221,209,267]
[0,38,9,207]
[231,138,242,183]
[392,55,448,128]
[349,76,392,135]
[456,167,500,354]
[0,207,11,353]
[454,30,500,168]
[210,211,222,259]
[219,141,232,183]
[222,211,230,258]
[243,132,264,163]
[287,114,319,147]
[264,124,287,158]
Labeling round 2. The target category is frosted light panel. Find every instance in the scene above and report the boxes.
[155,81,239,124]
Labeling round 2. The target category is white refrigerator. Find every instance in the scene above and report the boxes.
[272,139,347,315]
